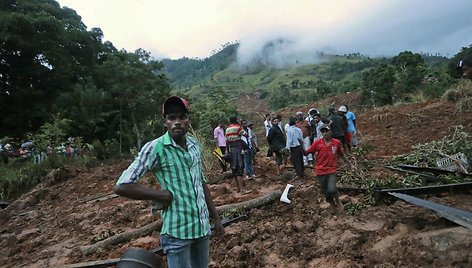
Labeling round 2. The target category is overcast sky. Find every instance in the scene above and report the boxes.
[57,0,472,63]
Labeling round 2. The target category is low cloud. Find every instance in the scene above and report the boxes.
[236,0,472,67]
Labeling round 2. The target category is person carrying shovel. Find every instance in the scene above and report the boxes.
[304,124,355,214]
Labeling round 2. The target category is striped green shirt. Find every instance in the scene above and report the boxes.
[116,132,210,239]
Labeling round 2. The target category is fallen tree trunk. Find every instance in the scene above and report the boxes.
[79,220,162,256]
[216,190,282,215]
[78,190,281,256]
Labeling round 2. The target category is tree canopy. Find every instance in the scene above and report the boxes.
[0,0,171,151]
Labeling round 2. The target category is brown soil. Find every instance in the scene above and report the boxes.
[1,96,472,268]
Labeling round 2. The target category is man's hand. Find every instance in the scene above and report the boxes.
[213,218,225,238]
[151,190,173,211]
[161,189,173,209]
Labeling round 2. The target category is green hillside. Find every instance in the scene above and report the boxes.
[162,43,454,109]
[161,43,238,89]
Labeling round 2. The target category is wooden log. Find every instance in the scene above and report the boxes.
[216,190,282,214]
[77,191,281,257]
[79,220,162,256]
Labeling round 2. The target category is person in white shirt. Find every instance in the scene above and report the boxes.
[263,113,272,137]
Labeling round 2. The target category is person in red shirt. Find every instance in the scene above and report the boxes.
[305,124,354,214]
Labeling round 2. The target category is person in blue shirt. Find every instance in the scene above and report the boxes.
[286,116,305,184]
[342,105,357,149]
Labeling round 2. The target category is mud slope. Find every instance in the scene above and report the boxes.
[1,98,471,268]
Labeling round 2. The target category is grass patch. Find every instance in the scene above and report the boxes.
[0,155,100,201]
[442,80,472,112]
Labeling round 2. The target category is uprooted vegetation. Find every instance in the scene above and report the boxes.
[338,125,472,213]
[392,125,472,171]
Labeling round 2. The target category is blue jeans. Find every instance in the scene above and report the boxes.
[244,148,254,176]
[160,234,210,268]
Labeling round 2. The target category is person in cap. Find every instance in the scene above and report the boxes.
[305,108,319,126]
[343,104,358,149]
[457,54,472,80]
[304,124,355,215]
[115,96,224,268]
[337,105,350,154]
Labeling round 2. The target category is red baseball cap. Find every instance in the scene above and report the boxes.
[162,96,190,115]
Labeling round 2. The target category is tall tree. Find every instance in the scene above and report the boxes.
[391,51,426,94]
[56,77,117,142]
[0,0,106,136]
[361,65,396,105]
[100,49,170,151]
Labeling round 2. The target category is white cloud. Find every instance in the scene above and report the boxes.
[57,0,472,62]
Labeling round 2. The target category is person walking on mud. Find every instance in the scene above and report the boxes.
[115,96,224,268]
[214,121,227,173]
[241,119,256,179]
[286,116,305,184]
[267,116,288,175]
[225,115,251,194]
[305,124,355,214]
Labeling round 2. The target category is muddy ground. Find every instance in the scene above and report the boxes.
[1,96,472,268]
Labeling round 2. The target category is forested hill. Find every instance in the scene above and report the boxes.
[161,42,455,110]
[161,43,239,89]
[1,0,468,149]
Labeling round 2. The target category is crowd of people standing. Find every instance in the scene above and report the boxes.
[213,105,358,213]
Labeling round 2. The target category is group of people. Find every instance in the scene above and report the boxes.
[0,139,86,165]
[112,54,472,268]
[264,105,357,213]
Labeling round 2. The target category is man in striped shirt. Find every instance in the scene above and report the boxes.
[115,96,224,268]
[225,115,250,193]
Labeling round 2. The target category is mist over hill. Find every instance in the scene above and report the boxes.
[161,39,451,106]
